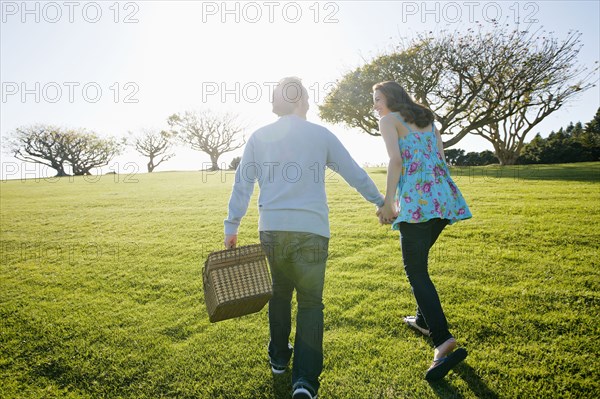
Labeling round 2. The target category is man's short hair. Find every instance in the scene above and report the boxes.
[272,77,308,116]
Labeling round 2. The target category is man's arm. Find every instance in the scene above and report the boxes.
[224,137,256,248]
[326,132,385,208]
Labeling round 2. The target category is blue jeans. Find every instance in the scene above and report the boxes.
[260,231,329,395]
[399,218,453,347]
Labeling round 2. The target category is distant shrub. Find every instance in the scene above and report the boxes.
[229,157,241,170]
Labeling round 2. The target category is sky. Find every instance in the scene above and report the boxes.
[1,0,599,180]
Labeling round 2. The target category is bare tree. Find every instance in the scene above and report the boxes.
[319,24,597,159]
[6,125,70,176]
[63,129,123,175]
[6,125,122,176]
[167,110,245,171]
[131,129,175,172]
[471,28,598,164]
[319,29,506,146]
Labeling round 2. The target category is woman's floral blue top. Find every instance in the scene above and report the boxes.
[391,114,472,230]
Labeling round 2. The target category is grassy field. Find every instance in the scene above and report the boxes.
[1,162,599,398]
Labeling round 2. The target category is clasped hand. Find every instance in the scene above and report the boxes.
[377,204,398,225]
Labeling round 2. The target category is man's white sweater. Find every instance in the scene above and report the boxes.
[224,115,384,238]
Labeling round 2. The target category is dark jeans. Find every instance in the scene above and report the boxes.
[399,218,453,347]
[260,231,329,395]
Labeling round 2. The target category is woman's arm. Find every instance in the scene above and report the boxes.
[434,126,445,161]
[379,115,402,223]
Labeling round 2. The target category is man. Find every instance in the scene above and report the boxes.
[224,77,384,399]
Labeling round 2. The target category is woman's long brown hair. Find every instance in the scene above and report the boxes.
[373,81,434,128]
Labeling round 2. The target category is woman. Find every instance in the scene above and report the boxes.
[373,81,472,381]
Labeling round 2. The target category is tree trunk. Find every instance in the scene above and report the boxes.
[147,155,155,173]
[51,162,68,177]
[210,153,220,171]
[74,167,93,176]
[495,148,521,165]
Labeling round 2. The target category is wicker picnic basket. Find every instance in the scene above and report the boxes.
[203,244,272,323]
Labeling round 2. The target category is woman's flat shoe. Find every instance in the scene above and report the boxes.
[403,316,430,336]
[425,348,468,381]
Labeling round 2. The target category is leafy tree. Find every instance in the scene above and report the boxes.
[519,133,548,164]
[168,110,245,171]
[229,156,241,171]
[444,148,465,166]
[478,150,499,166]
[584,107,600,136]
[566,121,584,137]
[131,129,175,172]
[547,129,584,163]
[442,148,498,166]
[579,108,600,155]
[519,109,600,164]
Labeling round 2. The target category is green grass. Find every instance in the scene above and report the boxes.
[1,162,599,398]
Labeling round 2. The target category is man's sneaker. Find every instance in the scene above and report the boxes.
[403,316,430,336]
[269,342,292,374]
[270,363,287,374]
[292,386,318,399]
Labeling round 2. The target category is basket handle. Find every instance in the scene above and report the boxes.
[202,260,209,286]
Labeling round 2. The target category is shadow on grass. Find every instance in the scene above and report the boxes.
[428,362,499,399]
[369,162,600,183]
[428,378,465,399]
[404,331,499,399]
[455,363,499,399]
[450,163,600,183]
[270,372,292,399]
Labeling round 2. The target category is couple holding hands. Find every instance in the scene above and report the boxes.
[224,77,472,399]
